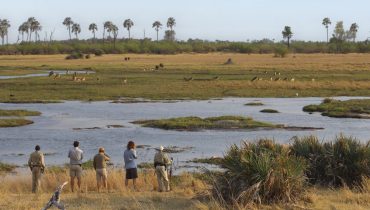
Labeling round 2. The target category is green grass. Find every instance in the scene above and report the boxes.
[0,162,17,173]
[260,109,279,113]
[245,102,264,106]
[132,116,278,131]
[1,54,370,101]
[0,109,41,117]
[303,98,370,118]
[0,119,34,127]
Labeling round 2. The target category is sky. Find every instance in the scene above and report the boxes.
[1,0,370,43]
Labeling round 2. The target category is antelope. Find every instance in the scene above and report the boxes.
[290,78,295,82]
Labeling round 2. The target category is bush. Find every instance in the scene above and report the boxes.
[94,48,104,56]
[273,46,289,58]
[85,54,91,59]
[65,51,84,60]
[212,140,306,206]
[291,135,370,188]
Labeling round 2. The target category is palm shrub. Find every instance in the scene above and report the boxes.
[291,136,326,184]
[212,139,306,207]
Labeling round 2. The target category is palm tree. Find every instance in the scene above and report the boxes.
[26,17,36,42]
[18,22,29,42]
[103,21,113,41]
[123,19,134,39]
[282,26,293,48]
[0,19,11,45]
[63,17,74,40]
[111,24,119,48]
[71,23,81,39]
[322,18,332,43]
[167,17,176,31]
[349,23,359,42]
[152,21,162,41]
[88,23,98,40]
[30,19,42,42]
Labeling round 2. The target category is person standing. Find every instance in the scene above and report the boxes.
[68,141,83,192]
[123,141,138,189]
[28,145,45,193]
[93,147,110,192]
[154,146,172,192]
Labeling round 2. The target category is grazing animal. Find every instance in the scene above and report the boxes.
[213,76,219,80]
[311,78,315,82]
[270,77,273,81]
[251,76,258,82]
[258,77,263,81]
[264,71,268,74]
[274,72,277,76]
[184,77,193,81]
[42,181,68,210]
[274,77,280,81]
[48,71,54,77]
[96,77,100,81]
[155,65,159,70]
[295,93,299,97]
[9,94,14,97]
[123,79,127,84]
[53,73,61,80]
[283,77,288,81]
[81,77,86,81]
[290,78,295,82]
[278,72,281,75]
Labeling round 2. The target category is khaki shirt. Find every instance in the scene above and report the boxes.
[28,151,45,168]
[154,151,171,165]
[93,153,110,170]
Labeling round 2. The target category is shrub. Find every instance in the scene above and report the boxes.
[94,48,104,56]
[212,140,306,206]
[65,51,84,60]
[274,46,289,58]
[85,54,91,59]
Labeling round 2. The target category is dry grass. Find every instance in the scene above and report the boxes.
[0,169,369,210]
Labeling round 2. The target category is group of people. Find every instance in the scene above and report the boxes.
[28,140,172,193]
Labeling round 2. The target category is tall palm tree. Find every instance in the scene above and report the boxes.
[71,23,81,39]
[88,23,98,40]
[26,17,36,42]
[18,22,29,42]
[152,21,162,41]
[282,26,293,48]
[111,24,119,48]
[103,21,113,41]
[63,17,74,40]
[322,17,332,43]
[349,23,359,42]
[167,17,176,31]
[123,19,134,39]
[30,19,42,42]
[0,19,11,45]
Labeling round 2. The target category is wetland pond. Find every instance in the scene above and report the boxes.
[0,97,369,171]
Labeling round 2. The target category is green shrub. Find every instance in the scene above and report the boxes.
[94,49,104,56]
[65,51,84,60]
[212,140,306,206]
[273,45,289,58]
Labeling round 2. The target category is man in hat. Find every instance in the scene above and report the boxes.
[93,147,110,192]
[28,145,45,193]
[68,141,83,192]
[154,145,172,192]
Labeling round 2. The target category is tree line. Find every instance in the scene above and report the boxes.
[0,16,369,55]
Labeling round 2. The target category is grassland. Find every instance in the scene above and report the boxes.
[303,98,370,118]
[1,53,370,101]
[0,119,34,127]
[0,168,369,210]
[0,162,16,173]
[132,116,278,131]
[0,109,41,116]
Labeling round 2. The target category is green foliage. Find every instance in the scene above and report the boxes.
[273,45,289,58]
[132,116,276,131]
[0,109,41,116]
[0,162,16,173]
[303,99,370,118]
[260,109,279,113]
[0,119,33,127]
[291,135,370,188]
[212,140,306,205]
[1,39,370,55]
[65,51,84,60]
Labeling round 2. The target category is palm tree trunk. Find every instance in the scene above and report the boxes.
[287,38,290,48]
[22,32,24,42]
[156,30,159,41]
[6,34,8,45]
[128,30,131,39]
[93,31,96,40]
[103,30,105,42]
[326,28,329,43]
[68,27,71,40]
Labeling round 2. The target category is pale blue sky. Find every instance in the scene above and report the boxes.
[1,0,370,43]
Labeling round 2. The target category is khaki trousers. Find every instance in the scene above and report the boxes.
[155,166,170,192]
[32,167,42,193]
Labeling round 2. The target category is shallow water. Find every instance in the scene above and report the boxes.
[0,70,94,80]
[0,97,369,170]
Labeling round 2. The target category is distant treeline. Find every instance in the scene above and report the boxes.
[1,39,370,55]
